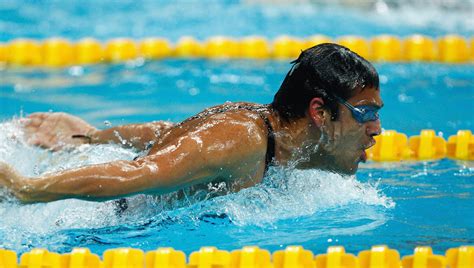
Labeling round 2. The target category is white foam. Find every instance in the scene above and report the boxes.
[0,119,137,233]
[206,167,394,226]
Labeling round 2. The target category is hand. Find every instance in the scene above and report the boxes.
[22,112,97,150]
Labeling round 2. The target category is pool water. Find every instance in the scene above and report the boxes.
[1,0,473,258]
[1,59,473,257]
[1,0,473,41]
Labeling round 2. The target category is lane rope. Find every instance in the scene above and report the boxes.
[1,245,472,267]
[366,129,474,161]
[0,34,473,67]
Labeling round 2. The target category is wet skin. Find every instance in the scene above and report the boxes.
[313,86,383,174]
[0,87,382,203]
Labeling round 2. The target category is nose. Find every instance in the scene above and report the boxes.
[366,119,381,137]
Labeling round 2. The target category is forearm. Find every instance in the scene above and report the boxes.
[17,161,160,203]
[15,156,215,204]
[89,122,174,150]
[91,124,157,149]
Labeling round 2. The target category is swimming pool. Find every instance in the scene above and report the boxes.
[1,0,473,260]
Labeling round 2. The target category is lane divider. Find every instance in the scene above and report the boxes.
[366,129,474,161]
[0,35,473,67]
[0,245,472,267]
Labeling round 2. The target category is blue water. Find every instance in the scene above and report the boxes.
[1,0,473,41]
[2,61,472,136]
[1,0,474,258]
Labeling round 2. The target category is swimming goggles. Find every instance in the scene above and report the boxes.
[332,95,380,123]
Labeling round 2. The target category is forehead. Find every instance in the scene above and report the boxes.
[348,87,383,107]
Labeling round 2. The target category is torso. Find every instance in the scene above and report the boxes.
[115,102,278,214]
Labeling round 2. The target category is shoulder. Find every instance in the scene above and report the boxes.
[192,110,268,173]
[149,102,272,157]
[177,102,268,139]
[145,103,272,179]
[198,107,269,151]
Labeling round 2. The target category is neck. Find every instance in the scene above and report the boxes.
[270,112,326,169]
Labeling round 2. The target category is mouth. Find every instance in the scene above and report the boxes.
[359,139,375,163]
[363,139,376,150]
[359,150,367,163]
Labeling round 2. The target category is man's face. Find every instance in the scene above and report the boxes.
[321,87,383,174]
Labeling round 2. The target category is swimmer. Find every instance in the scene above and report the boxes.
[0,43,383,203]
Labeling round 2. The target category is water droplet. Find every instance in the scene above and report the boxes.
[375,0,389,13]
[176,80,186,88]
[68,66,84,76]
[397,93,413,103]
[125,57,145,68]
[14,84,32,93]
[188,87,199,96]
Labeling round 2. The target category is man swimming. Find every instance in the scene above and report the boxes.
[0,43,383,203]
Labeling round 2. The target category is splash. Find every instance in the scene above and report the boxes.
[203,167,394,226]
[0,118,394,226]
[0,119,138,176]
[0,118,394,252]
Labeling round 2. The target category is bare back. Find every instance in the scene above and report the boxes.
[146,102,275,189]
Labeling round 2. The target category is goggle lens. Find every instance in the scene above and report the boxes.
[352,105,379,123]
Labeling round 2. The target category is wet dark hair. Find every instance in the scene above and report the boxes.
[271,43,379,121]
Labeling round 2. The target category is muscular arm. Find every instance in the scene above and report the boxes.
[88,121,174,150]
[17,156,212,203]
[24,112,174,151]
[8,116,267,203]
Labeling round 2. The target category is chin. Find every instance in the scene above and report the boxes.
[336,162,359,175]
[319,152,360,175]
[341,167,358,175]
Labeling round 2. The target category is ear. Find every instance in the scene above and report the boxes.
[308,97,326,127]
